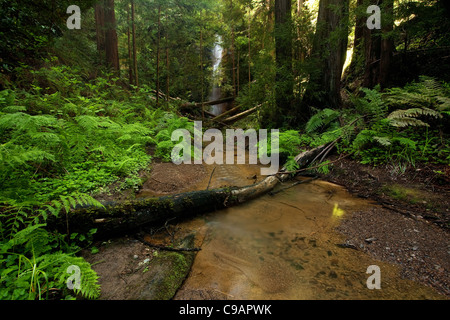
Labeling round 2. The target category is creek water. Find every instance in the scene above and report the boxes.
[168,148,444,300]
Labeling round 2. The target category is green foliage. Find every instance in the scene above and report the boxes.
[0,0,97,73]
[153,114,195,162]
[257,130,304,166]
[298,77,449,170]
[0,61,195,299]
[305,108,340,134]
[0,224,100,300]
[384,76,449,127]
[348,77,450,166]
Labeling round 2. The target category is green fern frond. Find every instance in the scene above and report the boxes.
[387,117,430,127]
[352,129,377,149]
[387,107,442,127]
[56,256,101,300]
[305,108,340,134]
[373,136,392,146]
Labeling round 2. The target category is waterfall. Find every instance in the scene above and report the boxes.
[210,35,226,116]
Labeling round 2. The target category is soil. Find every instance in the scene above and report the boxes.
[323,156,450,296]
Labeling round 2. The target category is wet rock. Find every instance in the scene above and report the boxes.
[336,242,358,250]
[365,237,377,243]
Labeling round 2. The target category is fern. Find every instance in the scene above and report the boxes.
[387,107,442,127]
[305,108,340,134]
[384,76,449,128]
[0,224,101,300]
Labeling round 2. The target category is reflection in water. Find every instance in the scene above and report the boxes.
[173,164,445,300]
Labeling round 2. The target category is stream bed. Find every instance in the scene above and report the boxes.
[140,155,444,300]
[172,177,443,299]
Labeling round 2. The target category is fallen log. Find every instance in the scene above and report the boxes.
[47,144,329,239]
[194,97,234,107]
[222,105,260,123]
[211,105,242,122]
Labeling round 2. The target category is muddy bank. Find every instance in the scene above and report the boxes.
[323,157,450,296]
[324,157,450,228]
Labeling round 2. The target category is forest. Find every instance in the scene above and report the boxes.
[0,0,449,301]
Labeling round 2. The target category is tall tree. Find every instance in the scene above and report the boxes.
[126,2,133,85]
[302,0,350,114]
[344,0,365,85]
[156,4,161,105]
[272,0,293,128]
[347,0,395,89]
[131,0,139,87]
[94,2,106,55]
[103,0,120,73]
[378,0,394,88]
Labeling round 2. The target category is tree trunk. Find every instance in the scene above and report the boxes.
[269,0,293,128]
[94,3,106,58]
[344,0,365,85]
[363,0,394,88]
[156,5,161,105]
[302,0,350,114]
[127,2,133,86]
[131,0,139,87]
[103,0,120,73]
[166,46,170,101]
[379,0,394,88]
[47,145,329,239]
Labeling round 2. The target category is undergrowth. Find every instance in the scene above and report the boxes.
[0,61,195,300]
[299,76,450,173]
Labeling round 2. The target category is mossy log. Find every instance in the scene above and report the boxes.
[48,144,329,239]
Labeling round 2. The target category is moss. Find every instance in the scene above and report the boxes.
[381,184,424,204]
[137,234,196,300]
[147,252,191,300]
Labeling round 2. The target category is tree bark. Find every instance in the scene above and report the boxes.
[269,0,293,128]
[344,0,365,85]
[47,145,329,239]
[156,5,161,105]
[302,0,350,114]
[131,0,139,87]
[103,0,120,73]
[363,0,394,88]
[127,2,133,86]
[379,0,394,88]
[94,3,106,54]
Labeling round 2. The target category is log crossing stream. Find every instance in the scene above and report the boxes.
[138,142,444,300]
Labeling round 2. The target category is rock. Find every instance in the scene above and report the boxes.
[365,237,377,243]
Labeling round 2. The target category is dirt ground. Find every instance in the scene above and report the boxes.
[85,156,449,299]
[323,156,450,296]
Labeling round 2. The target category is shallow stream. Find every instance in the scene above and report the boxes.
[167,161,443,300]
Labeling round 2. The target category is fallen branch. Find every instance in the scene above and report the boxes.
[211,105,241,122]
[222,105,260,123]
[47,144,330,239]
[277,152,353,175]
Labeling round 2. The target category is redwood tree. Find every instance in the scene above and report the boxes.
[302,0,350,114]
[95,0,120,73]
[269,0,293,128]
